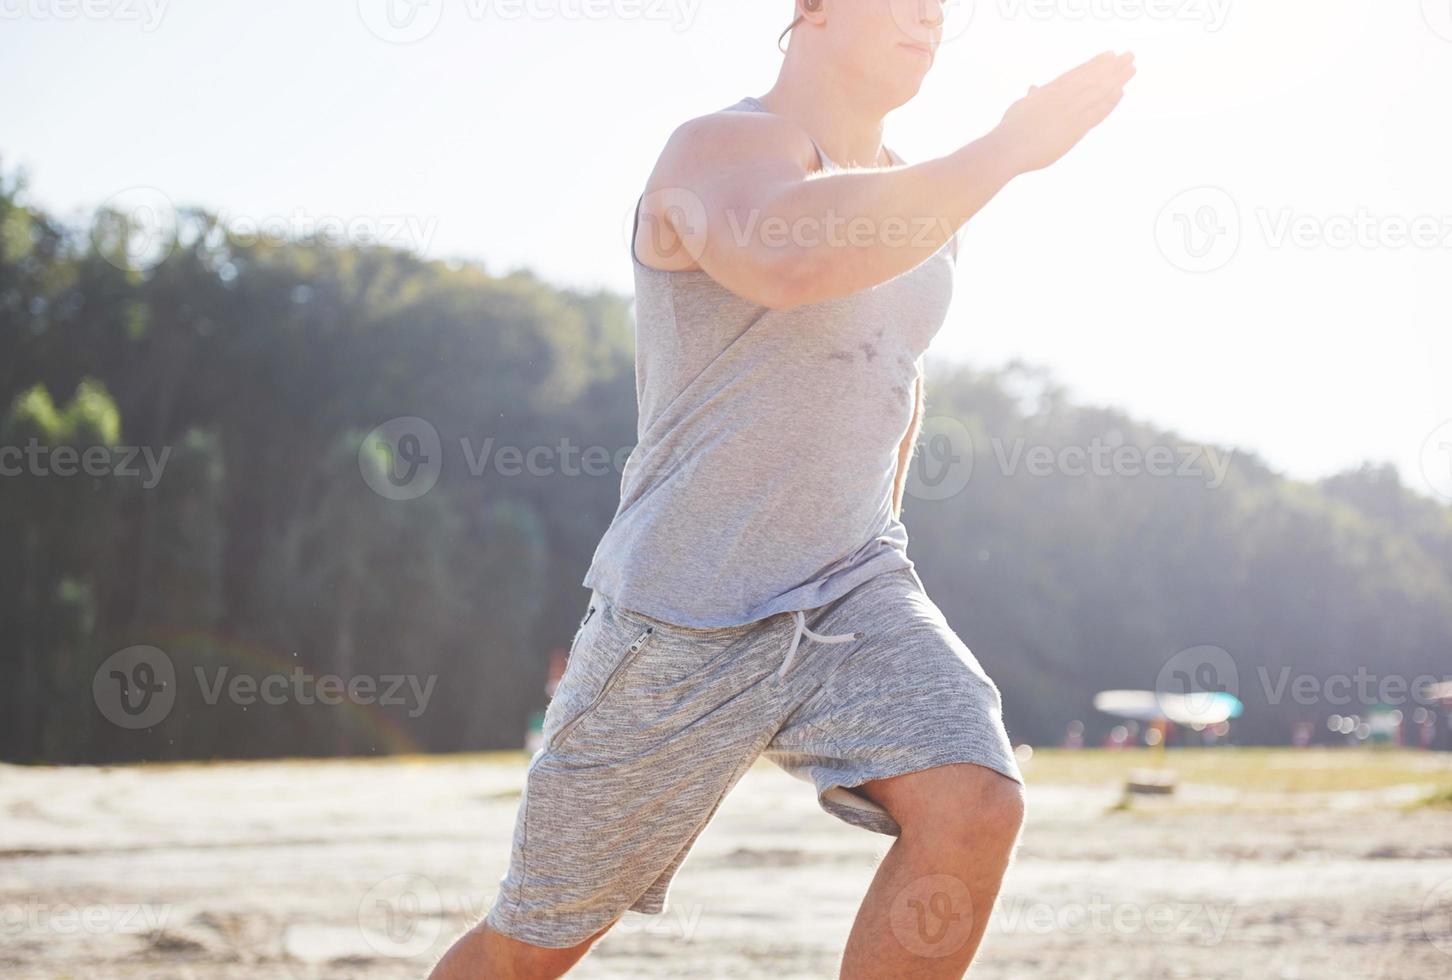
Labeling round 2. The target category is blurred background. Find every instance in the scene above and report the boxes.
[2,1,1451,977]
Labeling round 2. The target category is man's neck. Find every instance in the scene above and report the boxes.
[757,55,893,169]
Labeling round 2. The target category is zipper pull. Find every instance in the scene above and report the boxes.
[628,627,654,653]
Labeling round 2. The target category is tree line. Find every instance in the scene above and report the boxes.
[2,167,1449,764]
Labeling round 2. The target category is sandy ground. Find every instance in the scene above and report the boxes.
[2,752,1450,979]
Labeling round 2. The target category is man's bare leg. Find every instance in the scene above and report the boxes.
[426,920,614,980]
[839,763,1025,979]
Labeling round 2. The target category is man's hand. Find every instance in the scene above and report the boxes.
[988,50,1137,177]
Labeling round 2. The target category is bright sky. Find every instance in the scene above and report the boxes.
[3,0,1449,499]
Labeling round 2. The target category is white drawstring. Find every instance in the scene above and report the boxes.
[777,609,863,680]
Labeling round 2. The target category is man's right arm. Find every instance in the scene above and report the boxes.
[635,50,1136,310]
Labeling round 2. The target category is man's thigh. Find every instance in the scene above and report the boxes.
[765,567,1023,836]
[485,595,783,948]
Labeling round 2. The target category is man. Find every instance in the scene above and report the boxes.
[431,2,1135,976]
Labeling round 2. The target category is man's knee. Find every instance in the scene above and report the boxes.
[890,763,1025,854]
[971,771,1026,849]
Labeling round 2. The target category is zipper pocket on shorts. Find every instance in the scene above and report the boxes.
[550,624,654,750]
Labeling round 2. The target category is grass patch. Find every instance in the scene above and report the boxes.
[1020,747,1452,793]
[1412,785,1452,809]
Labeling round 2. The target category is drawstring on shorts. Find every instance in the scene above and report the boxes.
[778,609,863,680]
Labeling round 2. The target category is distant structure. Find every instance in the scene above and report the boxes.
[526,649,571,753]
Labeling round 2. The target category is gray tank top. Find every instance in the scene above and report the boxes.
[581,95,959,627]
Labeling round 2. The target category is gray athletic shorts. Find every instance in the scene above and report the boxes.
[484,564,1022,948]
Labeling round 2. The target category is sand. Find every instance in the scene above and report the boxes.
[2,752,1449,978]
